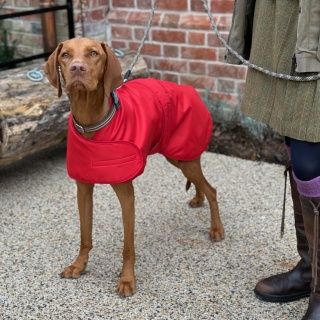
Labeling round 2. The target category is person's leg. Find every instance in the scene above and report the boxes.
[290,138,320,183]
[254,138,312,302]
[289,139,320,319]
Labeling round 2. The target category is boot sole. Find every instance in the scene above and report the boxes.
[254,289,311,303]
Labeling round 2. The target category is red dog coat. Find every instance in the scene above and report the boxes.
[67,78,213,184]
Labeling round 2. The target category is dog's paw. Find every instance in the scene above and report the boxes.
[117,278,136,297]
[188,195,204,208]
[60,263,86,279]
[210,225,225,242]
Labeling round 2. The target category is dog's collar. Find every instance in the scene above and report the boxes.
[72,91,120,134]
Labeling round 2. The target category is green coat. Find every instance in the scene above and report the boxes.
[226,0,320,142]
[227,0,320,72]
[225,0,256,65]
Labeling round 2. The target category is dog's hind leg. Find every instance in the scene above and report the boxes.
[61,181,94,279]
[186,180,205,208]
[111,181,136,297]
[166,157,205,207]
[166,156,224,241]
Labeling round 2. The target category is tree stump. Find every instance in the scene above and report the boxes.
[0,50,149,166]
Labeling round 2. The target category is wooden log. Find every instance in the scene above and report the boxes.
[0,50,149,166]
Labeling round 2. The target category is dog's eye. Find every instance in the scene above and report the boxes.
[61,52,69,58]
[90,51,98,57]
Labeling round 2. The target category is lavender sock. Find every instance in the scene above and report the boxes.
[293,172,320,197]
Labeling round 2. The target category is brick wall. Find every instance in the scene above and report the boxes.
[0,0,109,61]
[108,0,246,104]
[69,0,109,41]
[0,0,44,58]
[0,0,246,104]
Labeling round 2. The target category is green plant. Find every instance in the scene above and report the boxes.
[0,0,17,63]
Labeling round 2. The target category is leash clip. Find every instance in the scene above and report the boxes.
[111,91,121,110]
[123,70,131,82]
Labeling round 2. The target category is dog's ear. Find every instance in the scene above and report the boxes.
[44,43,63,98]
[100,42,123,97]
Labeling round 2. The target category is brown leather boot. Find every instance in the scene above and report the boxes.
[300,196,320,320]
[254,164,312,302]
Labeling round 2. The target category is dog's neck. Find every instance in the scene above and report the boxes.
[69,83,110,138]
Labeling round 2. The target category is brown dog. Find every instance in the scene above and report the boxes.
[44,37,224,297]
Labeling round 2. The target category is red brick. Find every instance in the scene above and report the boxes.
[91,0,104,6]
[108,10,130,23]
[210,0,234,13]
[127,11,161,26]
[129,42,161,56]
[217,48,229,62]
[156,0,188,11]
[137,0,151,9]
[112,0,134,8]
[189,61,207,75]
[149,71,162,79]
[74,12,82,24]
[180,74,216,90]
[134,27,150,41]
[153,58,187,72]
[152,29,186,43]
[128,42,140,52]
[191,0,234,13]
[181,46,217,60]
[141,43,162,56]
[91,9,105,20]
[217,15,233,31]
[179,14,212,30]
[137,0,187,10]
[98,0,108,6]
[191,0,206,13]
[188,32,205,45]
[127,11,152,25]
[207,32,228,47]
[207,63,247,79]
[161,13,180,28]
[163,45,179,57]
[111,40,128,48]
[111,25,133,39]
[163,73,179,83]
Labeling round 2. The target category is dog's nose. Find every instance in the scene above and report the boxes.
[70,63,86,75]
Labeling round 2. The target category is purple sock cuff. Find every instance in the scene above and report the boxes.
[293,172,320,197]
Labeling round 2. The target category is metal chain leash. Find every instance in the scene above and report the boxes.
[201,0,320,82]
[124,0,157,81]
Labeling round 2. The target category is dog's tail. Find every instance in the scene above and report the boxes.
[185,180,192,192]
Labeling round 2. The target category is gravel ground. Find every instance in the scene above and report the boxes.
[0,144,309,319]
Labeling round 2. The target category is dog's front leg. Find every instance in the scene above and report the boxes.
[61,181,94,279]
[111,181,136,297]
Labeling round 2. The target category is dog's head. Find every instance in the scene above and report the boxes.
[44,38,123,98]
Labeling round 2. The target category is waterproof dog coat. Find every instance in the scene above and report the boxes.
[67,78,213,184]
